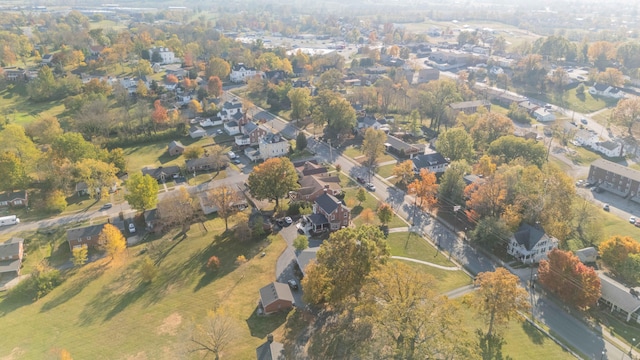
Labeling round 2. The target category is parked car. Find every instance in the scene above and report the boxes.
[101,203,113,210]
[603,204,610,211]
[128,223,136,233]
[227,151,237,159]
[232,158,241,164]
[284,217,293,225]
[356,176,366,184]
[216,129,223,134]
[630,216,636,224]
[366,183,376,191]
[276,219,285,227]
[580,118,588,125]
[635,221,640,228]
[288,279,299,290]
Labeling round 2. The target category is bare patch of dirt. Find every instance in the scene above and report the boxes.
[123,351,147,360]
[157,312,183,336]
[0,348,25,360]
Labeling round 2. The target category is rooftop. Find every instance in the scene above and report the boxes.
[591,159,640,183]
[314,193,343,214]
[67,224,105,241]
[598,272,640,315]
[259,282,294,307]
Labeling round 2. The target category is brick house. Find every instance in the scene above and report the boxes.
[259,282,294,315]
[185,156,227,173]
[308,193,350,232]
[235,122,269,147]
[66,224,106,251]
[0,237,24,277]
[168,141,185,156]
[588,158,640,201]
[0,191,28,209]
[141,165,181,182]
[290,174,342,202]
[449,100,491,115]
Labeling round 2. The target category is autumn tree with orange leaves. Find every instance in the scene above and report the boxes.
[151,100,168,130]
[538,249,601,310]
[464,174,507,220]
[407,169,438,211]
[208,76,223,98]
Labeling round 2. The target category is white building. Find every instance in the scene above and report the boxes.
[533,108,556,122]
[592,141,624,158]
[148,47,176,65]
[507,223,558,263]
[258,133,289,160]
[589,83,624,99]
[224,120,240,135]
[230,63,258,83]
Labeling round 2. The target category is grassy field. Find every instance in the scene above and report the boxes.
[391,259,471,293]
[386,231,455,267]
[0,84,66,125]
[352,212,407,229]
[0,217,288,359]
[601,210,640,240]
[376,163,396,178]
[342,145,395,164]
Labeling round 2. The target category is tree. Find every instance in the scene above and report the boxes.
[438,160,470,205]
[247,157,299,210]
[358,262,473,359]
[73,158,118,199]
[311,89,357,138]
[302,225,390,306]
[45,189,67,213]
[207,76,223,98]
[207,186,241,231]
[362,128,387,170]
[151,100,169,127]
[475,155,496,177]
[392,160,415,188]
[184,146,204,160]
[474,268,530,337]
[612,97,640,141]
[465,174,507,219]
[207,256,221,272]
[407,169,438,211]
[72,245,88,266]
[317,68,343,90]
[377,203,393,226]
[99,223,126,259]
[360,208,375,224]
[418,79,462,131]
[538,249,601,309]
[599,236,640,271]
[0,151,28,192]
[158,187,198,232]
[232,212,251,242]
[25,115,63,145]
[188,99,203,114]
[436,127,475,162]
[470,216,511,251]
[488,135,547,168]
[356,187,367,205]
[206,57,231,79]
[294,235,309,251]
[235,255,248,265]
[190,309,238,360]
[125,173,159,212]
[0,124,42,171]
[296,132,307,151]
[288,87,311,122]
[597,67,625,87]
[470,113,514,149]
[139,256,158,283]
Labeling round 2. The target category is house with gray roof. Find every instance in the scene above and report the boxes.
[449,100,491,115]
[507,223,558,263]
[141,165,181,182]
[411,152,449,174]
[598,272,640,323]
[588,159,640,201]
[385,134,422,159]
[309,193,350,232]
[0,237,24,277]
[167,140,185,156]
[185,156,227,173]
[575,247,598,264]
[259,282,294,315]
[66,224,106,251]
[0,191,28,209]
[256,334,285,360]
[589,83,624,99]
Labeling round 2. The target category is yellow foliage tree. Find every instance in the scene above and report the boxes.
[99,223,126,259]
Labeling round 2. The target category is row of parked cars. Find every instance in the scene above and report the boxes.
[356,176,376,191]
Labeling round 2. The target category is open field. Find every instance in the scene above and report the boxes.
[0,217,288,359]
[0,84,66,125]
[342,145,395,164]
[392,260,470,293]
[386,231,455,267]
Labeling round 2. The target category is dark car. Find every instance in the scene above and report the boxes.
[603,204,610,211]
[356,176,366,184]
[276,219,285,227]
[101,203,113,210]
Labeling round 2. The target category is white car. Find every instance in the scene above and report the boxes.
[128,223,136,233]
[630,216,637,224]
[284,217,293,225]
[366,183,376,191]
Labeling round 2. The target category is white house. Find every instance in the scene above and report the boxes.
[574,128,597,147]
[411,152,449,174]
[589,83,624,99]
[224,120,241,135]
[230,63,258,83]
[356,115,390,135]
[598,272,640,323]
[258,133,289,160]
[507,223,558,263]
[148,47,176,65]
[533,108,556,122]
[592,141,624,158]
[189,126,207,139]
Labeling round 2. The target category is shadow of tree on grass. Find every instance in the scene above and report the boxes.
[40,263,108,312]
[245,306,288,339]
[522,320,545,345]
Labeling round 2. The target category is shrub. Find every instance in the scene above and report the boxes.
[207,255,221,271]
[235,255,247,265]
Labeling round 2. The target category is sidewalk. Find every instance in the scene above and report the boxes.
[391,256,460,271]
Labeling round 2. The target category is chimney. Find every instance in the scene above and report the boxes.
[267,334,274,343]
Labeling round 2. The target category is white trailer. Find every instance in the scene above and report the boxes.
[0,215,20,226]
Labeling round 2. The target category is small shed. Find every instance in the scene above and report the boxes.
[575,247,598,264]
[168,141,185,156]
[259,282,294,315]
[189,126,207,139]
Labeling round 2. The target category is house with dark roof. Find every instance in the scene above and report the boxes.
[589,83,624,99]
[507,223,558,263]
[66,224,106,251]
[141,166,181,182]
[256,334,285,360]
[185,156,227,173]
[310,193,350,232]
[235,122,269,146]
[198,186,247,215]
[259,282,294,315]
[0,191,28,209]
[41,54,53,65]
[296,247,319,277]
[230,63,258,83]
[592,141,624,158]
[290,174,342,202]
[0,237,24,277]
[356,115,390,135]
[258,133,289,160]
[224,120,240,135]
[295,161,327,177]
[449,100,491,115]
[167,140,185,156]
[598,272,640,323]
[3,67,26,82]
[411,152,449,174]
[189,125,207,139]
[385,134,422,159]
[517,101,540,115]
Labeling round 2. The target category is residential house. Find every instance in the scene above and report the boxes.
[198,187,247,215]
[186,156,226,173]
[308,193,350,232]
[598,272,640,323]
[66,224,106,251]
[589,83,624,99]
[258,282,294,315]
[290,174,342,202]
[224,120,241,135]
[263,70,286,83]
[476,86,526,106]
[517,101,539,115]
[385,134,422,159]
[141,165,181,182]
[88,45,105,56]
[533,108,556,122]
[574,128,597,147]
[258,133,289,160]
[235,122,269,147]
[148,47,176,65]
[592,141,624,158]
[230,63,258,83]
[0,237,24,277]
[588,158,640,201]
[449,100,491,116]
[296,247,319,277]
[295,161,327,177]
[41,54,53,65]
[167,140,185,156]
[463,174,486,185]
[343,78,361,87]
[0,191,28,209]
[357,115,390,135]
[256,334,285,360]
[405,67,439,85]
[411,152,449,174]
[575,247,598,264]
[189,126,207,139]
[219,100,243,121]
[3,67,26,82]
[507,223,558,263]
[244,147,262,162]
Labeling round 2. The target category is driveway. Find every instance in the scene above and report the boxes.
[275,223,305,306]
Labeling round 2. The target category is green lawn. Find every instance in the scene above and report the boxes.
[566,144,602,165]
[602,211,640,241]
[591,108,614,125]
[353,213,407,229]
[386,231,456,267]
[341,145,395,164]
[0,220,288,359]
[0,84,66,125]
[122,137,219,174]
[558,90,617,114]
[391,259,471,293]
[376,163,396,178]
[343,188,382,216]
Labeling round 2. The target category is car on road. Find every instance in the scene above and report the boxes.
[101,203,113,210]
[227,151,237,159]
[603,204,610,211]
[284,217,293,225]
[630,216,637,224]
[216,129,223,134]
[575,180,583,187]
[128,223,136,233]
[288,279,299,290]
[356,176,366,184]
[635,221,640,228]
[366,183,376,191]
[580,118,588,125]
[232,158,241,164]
